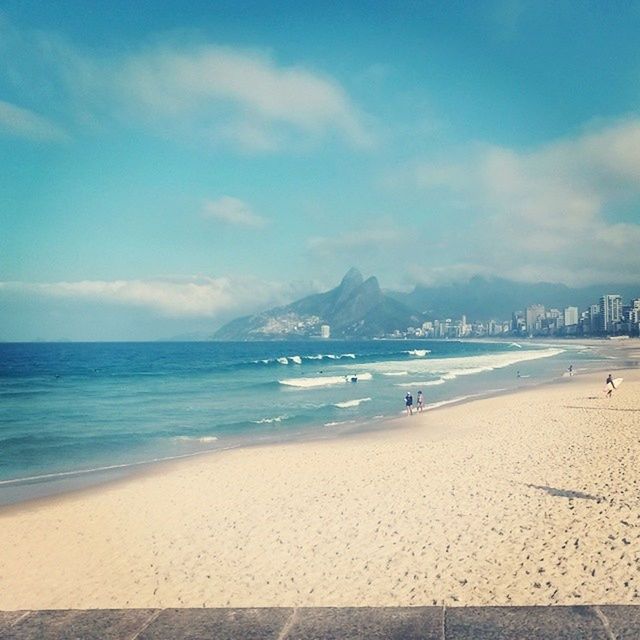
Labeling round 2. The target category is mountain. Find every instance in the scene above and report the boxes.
[214,268,420,340]
[390,276,640,320]
[214,270,639,340]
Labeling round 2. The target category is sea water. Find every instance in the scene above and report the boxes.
[0,339,604,505]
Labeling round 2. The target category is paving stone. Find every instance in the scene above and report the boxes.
[0,611,31,637]
[2,611,80,640]
[283,606,442,640]
[138,607,294,640]
[599,605,640,639]
[445,606,608,640]
[3,609,159,640]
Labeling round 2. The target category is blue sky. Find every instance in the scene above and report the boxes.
[2,1,640,340]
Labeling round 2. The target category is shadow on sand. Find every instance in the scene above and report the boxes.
[525,484,598,500]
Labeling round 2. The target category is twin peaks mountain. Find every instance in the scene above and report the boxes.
[214,268,419,340]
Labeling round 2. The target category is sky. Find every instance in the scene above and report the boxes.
[2,1,640,340]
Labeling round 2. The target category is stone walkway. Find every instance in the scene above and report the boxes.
[1,606,639,639]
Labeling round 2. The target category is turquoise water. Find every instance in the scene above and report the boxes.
[0,339,602,504]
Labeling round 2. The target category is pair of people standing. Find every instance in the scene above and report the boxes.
[405,390,424,415]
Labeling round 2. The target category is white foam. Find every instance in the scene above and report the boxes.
[279,372,372,389]
[253,415,287,424]
[395,378,445,387]
[382,371,409,377]
[405,349,431,357]
[175,435,218,443]
[277,357,289,365]
[349,347,565,379]
[324,420,356,427]
[290,355,302,364]
[444,366,493,379]
[334,397,372,409]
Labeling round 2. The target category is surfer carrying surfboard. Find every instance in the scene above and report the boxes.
[606,374,616,398]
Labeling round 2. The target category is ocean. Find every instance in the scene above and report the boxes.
[0,339,605,505]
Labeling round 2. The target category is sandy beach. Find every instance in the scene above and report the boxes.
[1,352,639,610]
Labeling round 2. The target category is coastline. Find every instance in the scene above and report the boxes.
[1,341,639,609]
[0,336,626,510]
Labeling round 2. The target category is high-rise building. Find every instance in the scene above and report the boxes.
[588,304,600,334]
[600,295,622,332]
[564,306,578,327]
[320,324,330,338]
[525,304,545,334]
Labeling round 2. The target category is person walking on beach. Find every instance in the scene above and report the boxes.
[405,391,413,416]
[568,364,573,377]
[416,390,424,412]
[606,374,616,398]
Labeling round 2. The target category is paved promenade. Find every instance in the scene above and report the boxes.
[1,606,639,639]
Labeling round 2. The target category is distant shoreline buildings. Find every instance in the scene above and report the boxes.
[390,293,640,340]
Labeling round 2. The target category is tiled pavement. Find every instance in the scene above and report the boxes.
[1,606,639,639]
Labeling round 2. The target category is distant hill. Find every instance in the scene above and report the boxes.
[213,270,639,340]
[390,276,640,320]
[214,268,420,340]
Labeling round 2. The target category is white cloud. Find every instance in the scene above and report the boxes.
[407,263,497,287]
[401,118,640,285]
[0,20,372,152]
[0,99,68,141]
[0,276,314,318]
[116,45,372,150]
[202,197,267,227]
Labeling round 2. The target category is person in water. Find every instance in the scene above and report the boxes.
[405,391,413,416]
[568,364,574,377]
[606,373,616,398]
[416,390,424,412]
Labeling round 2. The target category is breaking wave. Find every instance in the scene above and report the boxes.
[279,372,373,388]
[334,397,372,409]
[352,347,564,380]
[395,378,446,387]
[252,415,288,424]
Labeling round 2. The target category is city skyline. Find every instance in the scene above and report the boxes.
[2,2,640,340]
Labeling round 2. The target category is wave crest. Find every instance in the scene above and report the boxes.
[334,397,372,408]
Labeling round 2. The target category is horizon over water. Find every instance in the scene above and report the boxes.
[0,339,606,506]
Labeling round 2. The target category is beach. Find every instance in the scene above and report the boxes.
[1,356,639,610]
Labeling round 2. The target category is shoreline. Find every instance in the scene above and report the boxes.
[1,347,639,608]
[1,338,636,512]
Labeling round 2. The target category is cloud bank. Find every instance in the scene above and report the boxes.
[0,276,314,319]
[403,118,640,285]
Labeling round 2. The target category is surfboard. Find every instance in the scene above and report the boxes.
[606,377,623,391]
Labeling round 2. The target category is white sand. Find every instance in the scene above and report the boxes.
[1,367,639,609]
